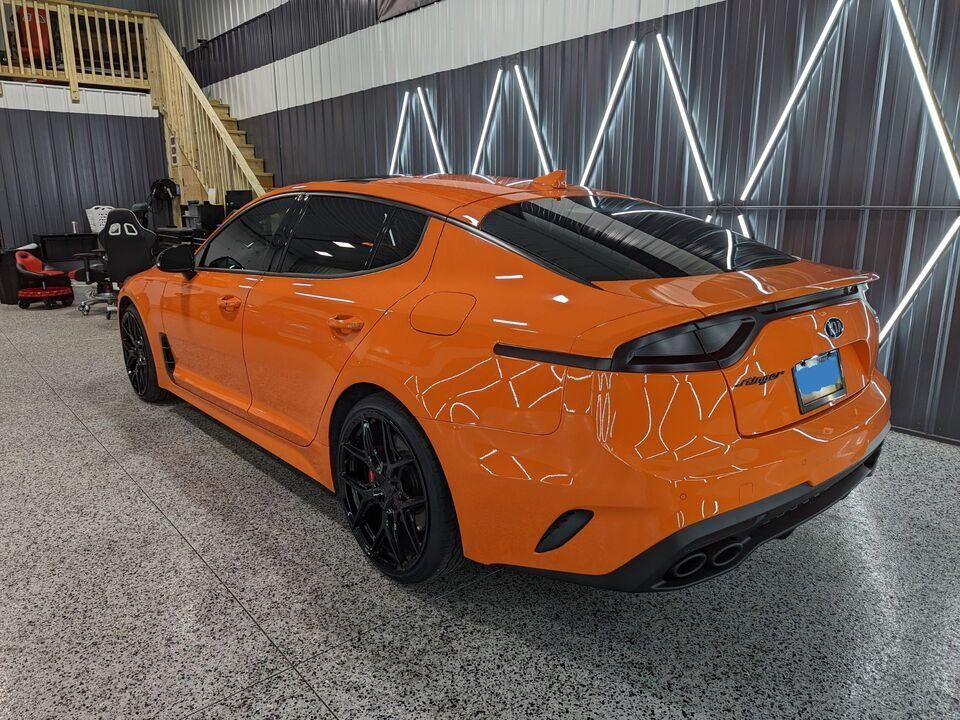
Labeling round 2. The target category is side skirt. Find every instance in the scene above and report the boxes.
[160,378,335,491]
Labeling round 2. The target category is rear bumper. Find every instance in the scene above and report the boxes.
[515,422,888,592]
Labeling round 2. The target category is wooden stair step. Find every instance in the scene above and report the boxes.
[256,172,274,190]
[229,129,247,144]
[246,157,265,174]
[236,144,257,160]
[220,117,239,132]
[210,103,232,120]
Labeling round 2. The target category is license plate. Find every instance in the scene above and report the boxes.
[793,349,846,413]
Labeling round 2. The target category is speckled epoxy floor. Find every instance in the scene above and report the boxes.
[0,304,957,719]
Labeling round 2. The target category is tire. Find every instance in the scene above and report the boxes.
[119,305,169,403]
[18,300,30,309]
[335,393,463,584]
[61,298,73,307]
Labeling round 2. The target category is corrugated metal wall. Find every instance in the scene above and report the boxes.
[185,0,378,88]
[0,86,166,248]
[93,0,293,54]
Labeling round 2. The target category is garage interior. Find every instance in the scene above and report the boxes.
[1,0,959,718]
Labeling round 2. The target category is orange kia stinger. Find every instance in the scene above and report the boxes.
[118,173,890,591]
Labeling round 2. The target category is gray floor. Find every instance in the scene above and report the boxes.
[0,303,957,720]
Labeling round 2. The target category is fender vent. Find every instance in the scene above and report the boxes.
[158,332,175,374]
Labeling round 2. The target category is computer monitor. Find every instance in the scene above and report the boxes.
[37,234,99,263]
[225,190,254,217]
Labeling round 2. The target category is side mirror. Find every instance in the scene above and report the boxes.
[158,243,196,277]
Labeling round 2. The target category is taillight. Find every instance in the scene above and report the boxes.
[611,284,863,373]
[612,318,753,372]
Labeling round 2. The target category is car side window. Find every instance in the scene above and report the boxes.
[369,208,427,269]
[200,196,296,271]
[276,196,389,275]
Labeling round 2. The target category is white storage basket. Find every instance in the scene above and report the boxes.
[85,206,115,234]
[71,280,96,300]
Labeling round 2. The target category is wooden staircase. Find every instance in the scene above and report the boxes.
[209,100,274,191]
[0,2,270,204]
[146,19,268,203]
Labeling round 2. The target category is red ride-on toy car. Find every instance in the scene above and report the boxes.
[15,251,74,309]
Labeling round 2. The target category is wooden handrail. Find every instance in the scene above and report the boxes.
[145,18,266,200]
[53,0,155,18]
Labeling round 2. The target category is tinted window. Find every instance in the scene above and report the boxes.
[201,197,295,271]
[370,208,427,269]
[276,196,426,276]
[277,196,388,275]
[478,196,796,282]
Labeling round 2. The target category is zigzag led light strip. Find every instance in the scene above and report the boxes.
[739,0,848,203]
[417,86,448,174]
[514,64,551,174]
[656,34,715,203]
[580,41,637,186]
[387,87,448,174]
[718,0,849,243]
[880,0,960,342]
[470,65,552,176]
[388,91,410,175]
[472,69,504,175]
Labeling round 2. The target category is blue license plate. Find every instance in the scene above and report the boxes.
[793,349,846,413]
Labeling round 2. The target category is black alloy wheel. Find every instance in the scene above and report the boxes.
[336,394,462,583]
[121,310,149,396]
[119,306,168,403]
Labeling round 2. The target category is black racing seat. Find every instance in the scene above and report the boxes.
[77,209,159,319]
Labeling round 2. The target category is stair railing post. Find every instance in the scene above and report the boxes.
[57,4,80,102]
[144,17,161,111]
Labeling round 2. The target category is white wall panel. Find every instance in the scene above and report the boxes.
[206,0,722,120]
[180,0,288,46]
[0,82,158,118]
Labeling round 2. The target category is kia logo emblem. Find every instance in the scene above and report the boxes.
[824,317,844,339]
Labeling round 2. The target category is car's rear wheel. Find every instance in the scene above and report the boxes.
[120,305,169,403]
[335,393,462,583]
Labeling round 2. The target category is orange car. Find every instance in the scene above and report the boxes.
[118,173,890,591]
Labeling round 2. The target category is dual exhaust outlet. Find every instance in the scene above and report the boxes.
[669,540,745,580]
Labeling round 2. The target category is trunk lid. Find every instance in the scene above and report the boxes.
[597,262,879,436]
[717,295,876,435]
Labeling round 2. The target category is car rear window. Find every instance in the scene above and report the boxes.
[478,196,796,282]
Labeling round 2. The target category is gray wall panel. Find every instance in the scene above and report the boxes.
[0,110,165,248]
[225,0,960,441]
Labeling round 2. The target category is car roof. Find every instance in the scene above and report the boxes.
[259,174,634,218]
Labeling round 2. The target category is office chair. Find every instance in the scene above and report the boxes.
[77,209,158,319]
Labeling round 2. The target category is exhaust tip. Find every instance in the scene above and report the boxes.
[710,542,743,568]
[670,552,707,579]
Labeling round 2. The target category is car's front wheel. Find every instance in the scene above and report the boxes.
[120,305,169,403]
[335,393,462,584]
